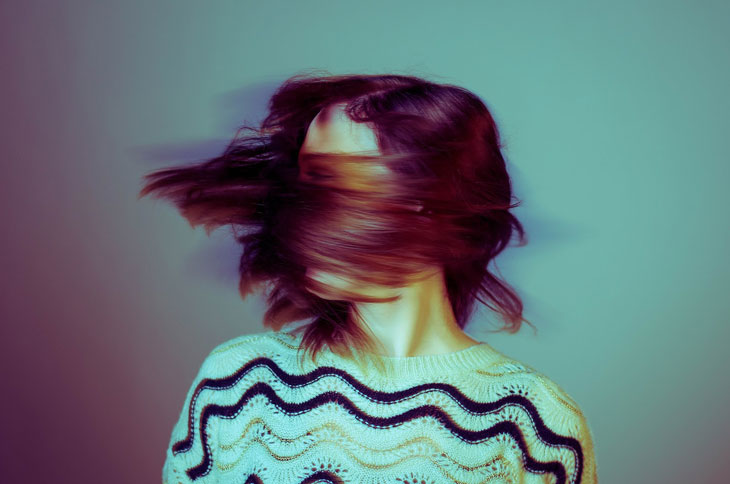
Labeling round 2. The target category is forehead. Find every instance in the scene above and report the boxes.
[299,103,380,159]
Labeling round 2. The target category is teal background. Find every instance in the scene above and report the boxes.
[2,1,728,482]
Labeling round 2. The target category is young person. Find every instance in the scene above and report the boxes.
[140,72,598,483]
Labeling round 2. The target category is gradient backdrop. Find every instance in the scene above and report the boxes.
[2,1,728,482]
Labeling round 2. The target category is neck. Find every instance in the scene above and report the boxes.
[352,269,480,357]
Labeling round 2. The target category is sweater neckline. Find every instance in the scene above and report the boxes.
[362,341,485,360]
[356,341,499,376]
[278,330,501,376]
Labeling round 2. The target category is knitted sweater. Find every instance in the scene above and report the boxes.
[162,330,598,484]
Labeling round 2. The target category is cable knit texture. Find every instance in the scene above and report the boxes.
[162,330,598,484]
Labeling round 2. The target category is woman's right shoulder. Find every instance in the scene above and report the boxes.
[208,329,273,355]
[196,329,297,377]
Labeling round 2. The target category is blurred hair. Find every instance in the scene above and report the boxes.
[138,70,532,373]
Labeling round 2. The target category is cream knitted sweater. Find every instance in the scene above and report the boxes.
[162,330,598,483]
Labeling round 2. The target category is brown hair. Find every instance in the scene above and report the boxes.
[138,70,533,372]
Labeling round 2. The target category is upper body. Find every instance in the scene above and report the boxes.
[162,329,598,484]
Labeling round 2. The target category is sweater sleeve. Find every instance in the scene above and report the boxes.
[559,407,598,484]
[513,371,599,484]
[162,345,227,484]
[581,411,598,483]
[545,382,599,484]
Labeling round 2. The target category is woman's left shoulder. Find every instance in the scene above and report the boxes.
[520,360,585,419]
[489,356,599,483]
[478,352,585,418]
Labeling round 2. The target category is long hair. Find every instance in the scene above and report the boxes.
[138,70,532,372]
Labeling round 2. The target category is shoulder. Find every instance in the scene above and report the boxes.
[476,349,586,422]
[477,351,598,484]
[512,359,585,420]
[195,329,289,377]
[207,330,274,358]
[476,352,599,483]
[163,330,303,482]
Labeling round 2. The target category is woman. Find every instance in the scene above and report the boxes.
[140,72,598,483]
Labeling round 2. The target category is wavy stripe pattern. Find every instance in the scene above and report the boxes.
[163,332,594,484]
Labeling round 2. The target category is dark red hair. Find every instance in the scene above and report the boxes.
[138,70,532,370]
